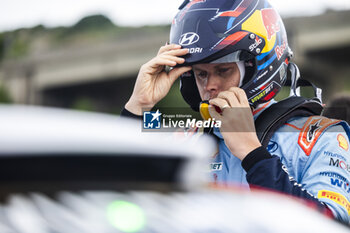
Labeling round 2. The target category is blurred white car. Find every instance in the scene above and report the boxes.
[0,104,348,233]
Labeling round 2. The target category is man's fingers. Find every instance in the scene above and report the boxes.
[238,89,250,106]
[208,105,222,121]
[147,45,189,74]
[209,98,230,111]
[163,48,189,56]
[209,98,233,116]
[217,91,239,107]
[159,54,185,65]
[147,58,175,70]
[157,44,182,55]
[228,87,249,106]
[168,66,192,84]
[147,54,186,71]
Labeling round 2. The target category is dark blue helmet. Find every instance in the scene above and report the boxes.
[170,0,293,110]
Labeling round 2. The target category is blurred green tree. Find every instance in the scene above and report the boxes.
[0,85,12,103]
[0,33,4,61]
[71,14,116,32]
[4,30,30,59]
[71,97,95,112]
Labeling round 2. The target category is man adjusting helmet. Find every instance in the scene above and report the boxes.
[122,0,350,224]
[171,0,291,110]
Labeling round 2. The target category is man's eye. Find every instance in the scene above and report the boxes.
[197,71,208,79]
[218,68,230,74]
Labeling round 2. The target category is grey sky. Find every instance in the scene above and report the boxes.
[1,0,350,32]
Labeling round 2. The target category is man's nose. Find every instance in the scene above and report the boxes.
[205,74,222,93]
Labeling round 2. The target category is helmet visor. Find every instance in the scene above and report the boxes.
[209,51,241,64]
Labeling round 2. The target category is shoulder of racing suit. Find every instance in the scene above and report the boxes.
[268,115,350,223]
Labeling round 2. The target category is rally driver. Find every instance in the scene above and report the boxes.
[122,0,350,224]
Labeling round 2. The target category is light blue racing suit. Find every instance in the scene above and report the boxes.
[210,104,350,223]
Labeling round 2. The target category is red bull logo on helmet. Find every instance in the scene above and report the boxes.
[242,7,284,53]
[261,8,281,40]
[275,41,287,60]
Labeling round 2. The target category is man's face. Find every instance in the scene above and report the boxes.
[192,62,241,100]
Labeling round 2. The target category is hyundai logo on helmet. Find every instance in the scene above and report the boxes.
[179,32,200,46]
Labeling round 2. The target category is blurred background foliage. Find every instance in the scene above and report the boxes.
[0,14,172,114]
[0,84,12,103]
[0,10,349,115]
[0,14,170,61]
